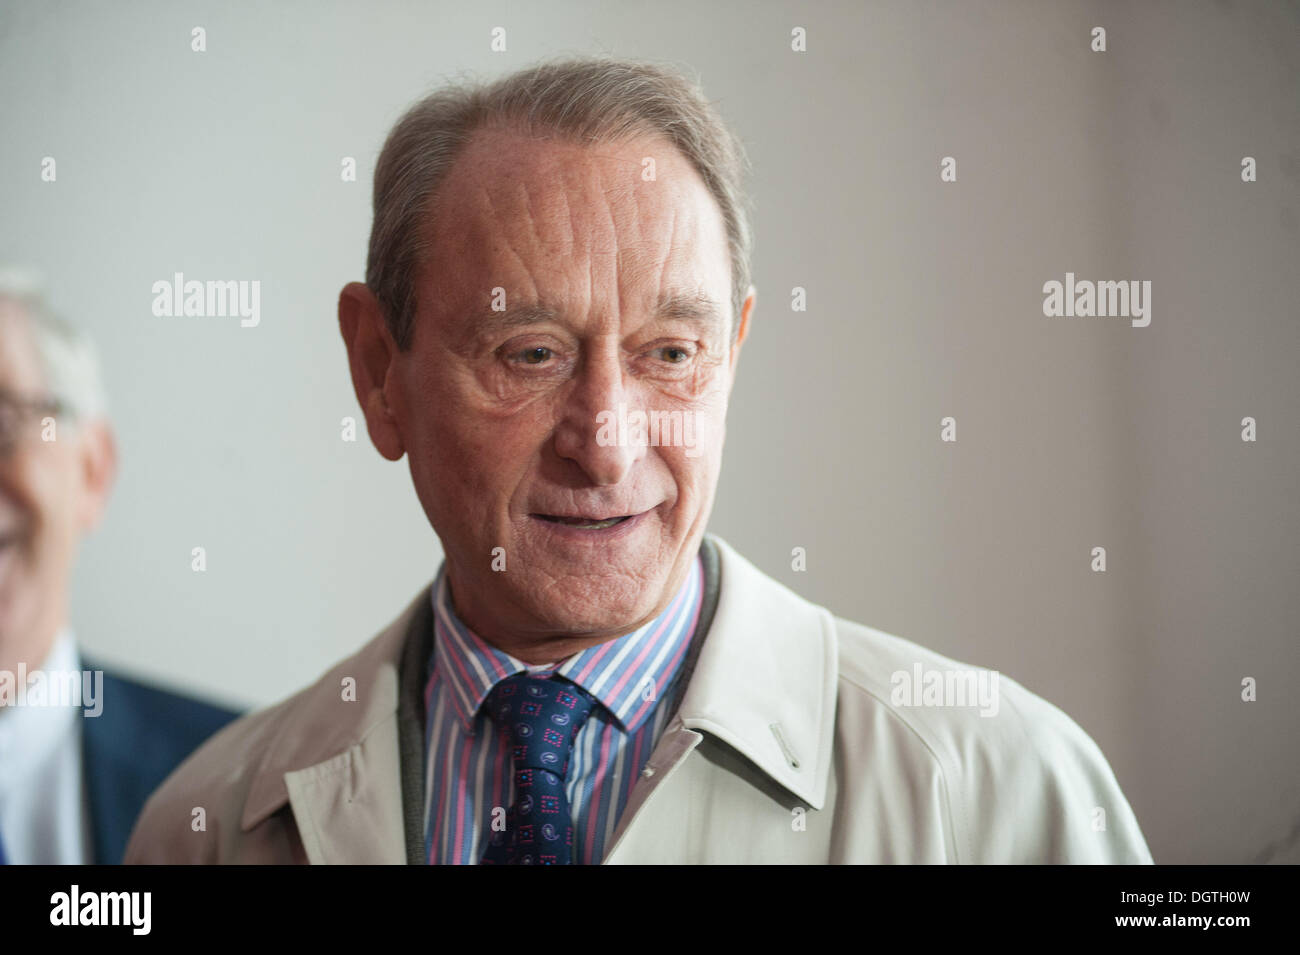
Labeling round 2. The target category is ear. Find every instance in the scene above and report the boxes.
[729,285,755,370]
[338,281,406,461]
[74,418,117,532]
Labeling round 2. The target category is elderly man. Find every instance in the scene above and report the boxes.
[0,275,239,865]
[126,57,1151,864]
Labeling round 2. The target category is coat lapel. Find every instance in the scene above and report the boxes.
[239,586,429,864]
[672,535,837,808]
[284,723,406,864]
[601,535,838,863]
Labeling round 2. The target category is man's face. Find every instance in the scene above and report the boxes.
[0,305,105,654]
[390,128,748,645]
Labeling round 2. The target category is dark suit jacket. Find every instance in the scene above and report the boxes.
[80,662,240,864]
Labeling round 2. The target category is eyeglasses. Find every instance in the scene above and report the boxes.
[0,388,68,455]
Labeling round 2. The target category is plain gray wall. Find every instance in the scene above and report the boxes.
[1,0,1295,864]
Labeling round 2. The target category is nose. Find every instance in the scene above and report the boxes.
[552,347,647,487]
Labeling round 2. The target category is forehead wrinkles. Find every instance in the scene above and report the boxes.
[425,134,714,316]
[497,152,664,259]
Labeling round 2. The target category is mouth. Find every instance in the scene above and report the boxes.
[531,514,635,530]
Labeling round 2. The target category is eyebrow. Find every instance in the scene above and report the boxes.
[464,290,727,340]
[654,290,727,330]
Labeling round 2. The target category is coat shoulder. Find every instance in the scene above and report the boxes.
[829,616,1153,863]
[121,686,300,863]
[124,589,425,864]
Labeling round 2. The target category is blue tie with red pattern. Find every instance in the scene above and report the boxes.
[480,671,597,865]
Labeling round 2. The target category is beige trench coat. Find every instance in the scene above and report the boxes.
[125,535,1153,864]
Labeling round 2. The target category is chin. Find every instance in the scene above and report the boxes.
[520,573,662,636]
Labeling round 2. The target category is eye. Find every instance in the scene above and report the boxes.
[657,346,692,363]
[513,346,553,364]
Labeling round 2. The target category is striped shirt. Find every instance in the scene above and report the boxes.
[422,555,704,864]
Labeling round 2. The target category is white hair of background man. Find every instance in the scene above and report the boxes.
[0,267,108,422]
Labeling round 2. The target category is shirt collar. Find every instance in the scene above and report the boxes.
[0,627,83,790]
[428,555,704,734]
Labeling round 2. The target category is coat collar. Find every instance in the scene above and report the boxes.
[673,536,837,810]
[238,533,838,853]
[239,588,424,834]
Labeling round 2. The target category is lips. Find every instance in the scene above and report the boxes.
[533,514,632,529]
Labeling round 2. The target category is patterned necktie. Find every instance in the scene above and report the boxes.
[480,671,597,865]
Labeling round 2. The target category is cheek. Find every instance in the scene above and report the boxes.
[6,452,76,552]
[676,401,729,495]
[400,375,476,472]
[657,438,721,500]
[0,470,31,521]
[681,390,729,455]
[413,401,549,512]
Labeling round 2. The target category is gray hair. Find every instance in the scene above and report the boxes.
[366,55,753,350]
[0,268,107,421]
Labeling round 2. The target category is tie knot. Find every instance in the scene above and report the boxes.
[484,672,596,774]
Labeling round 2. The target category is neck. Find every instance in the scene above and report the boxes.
[444,563,693,666]
[0,607,67,698]
[450,599,666,666]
